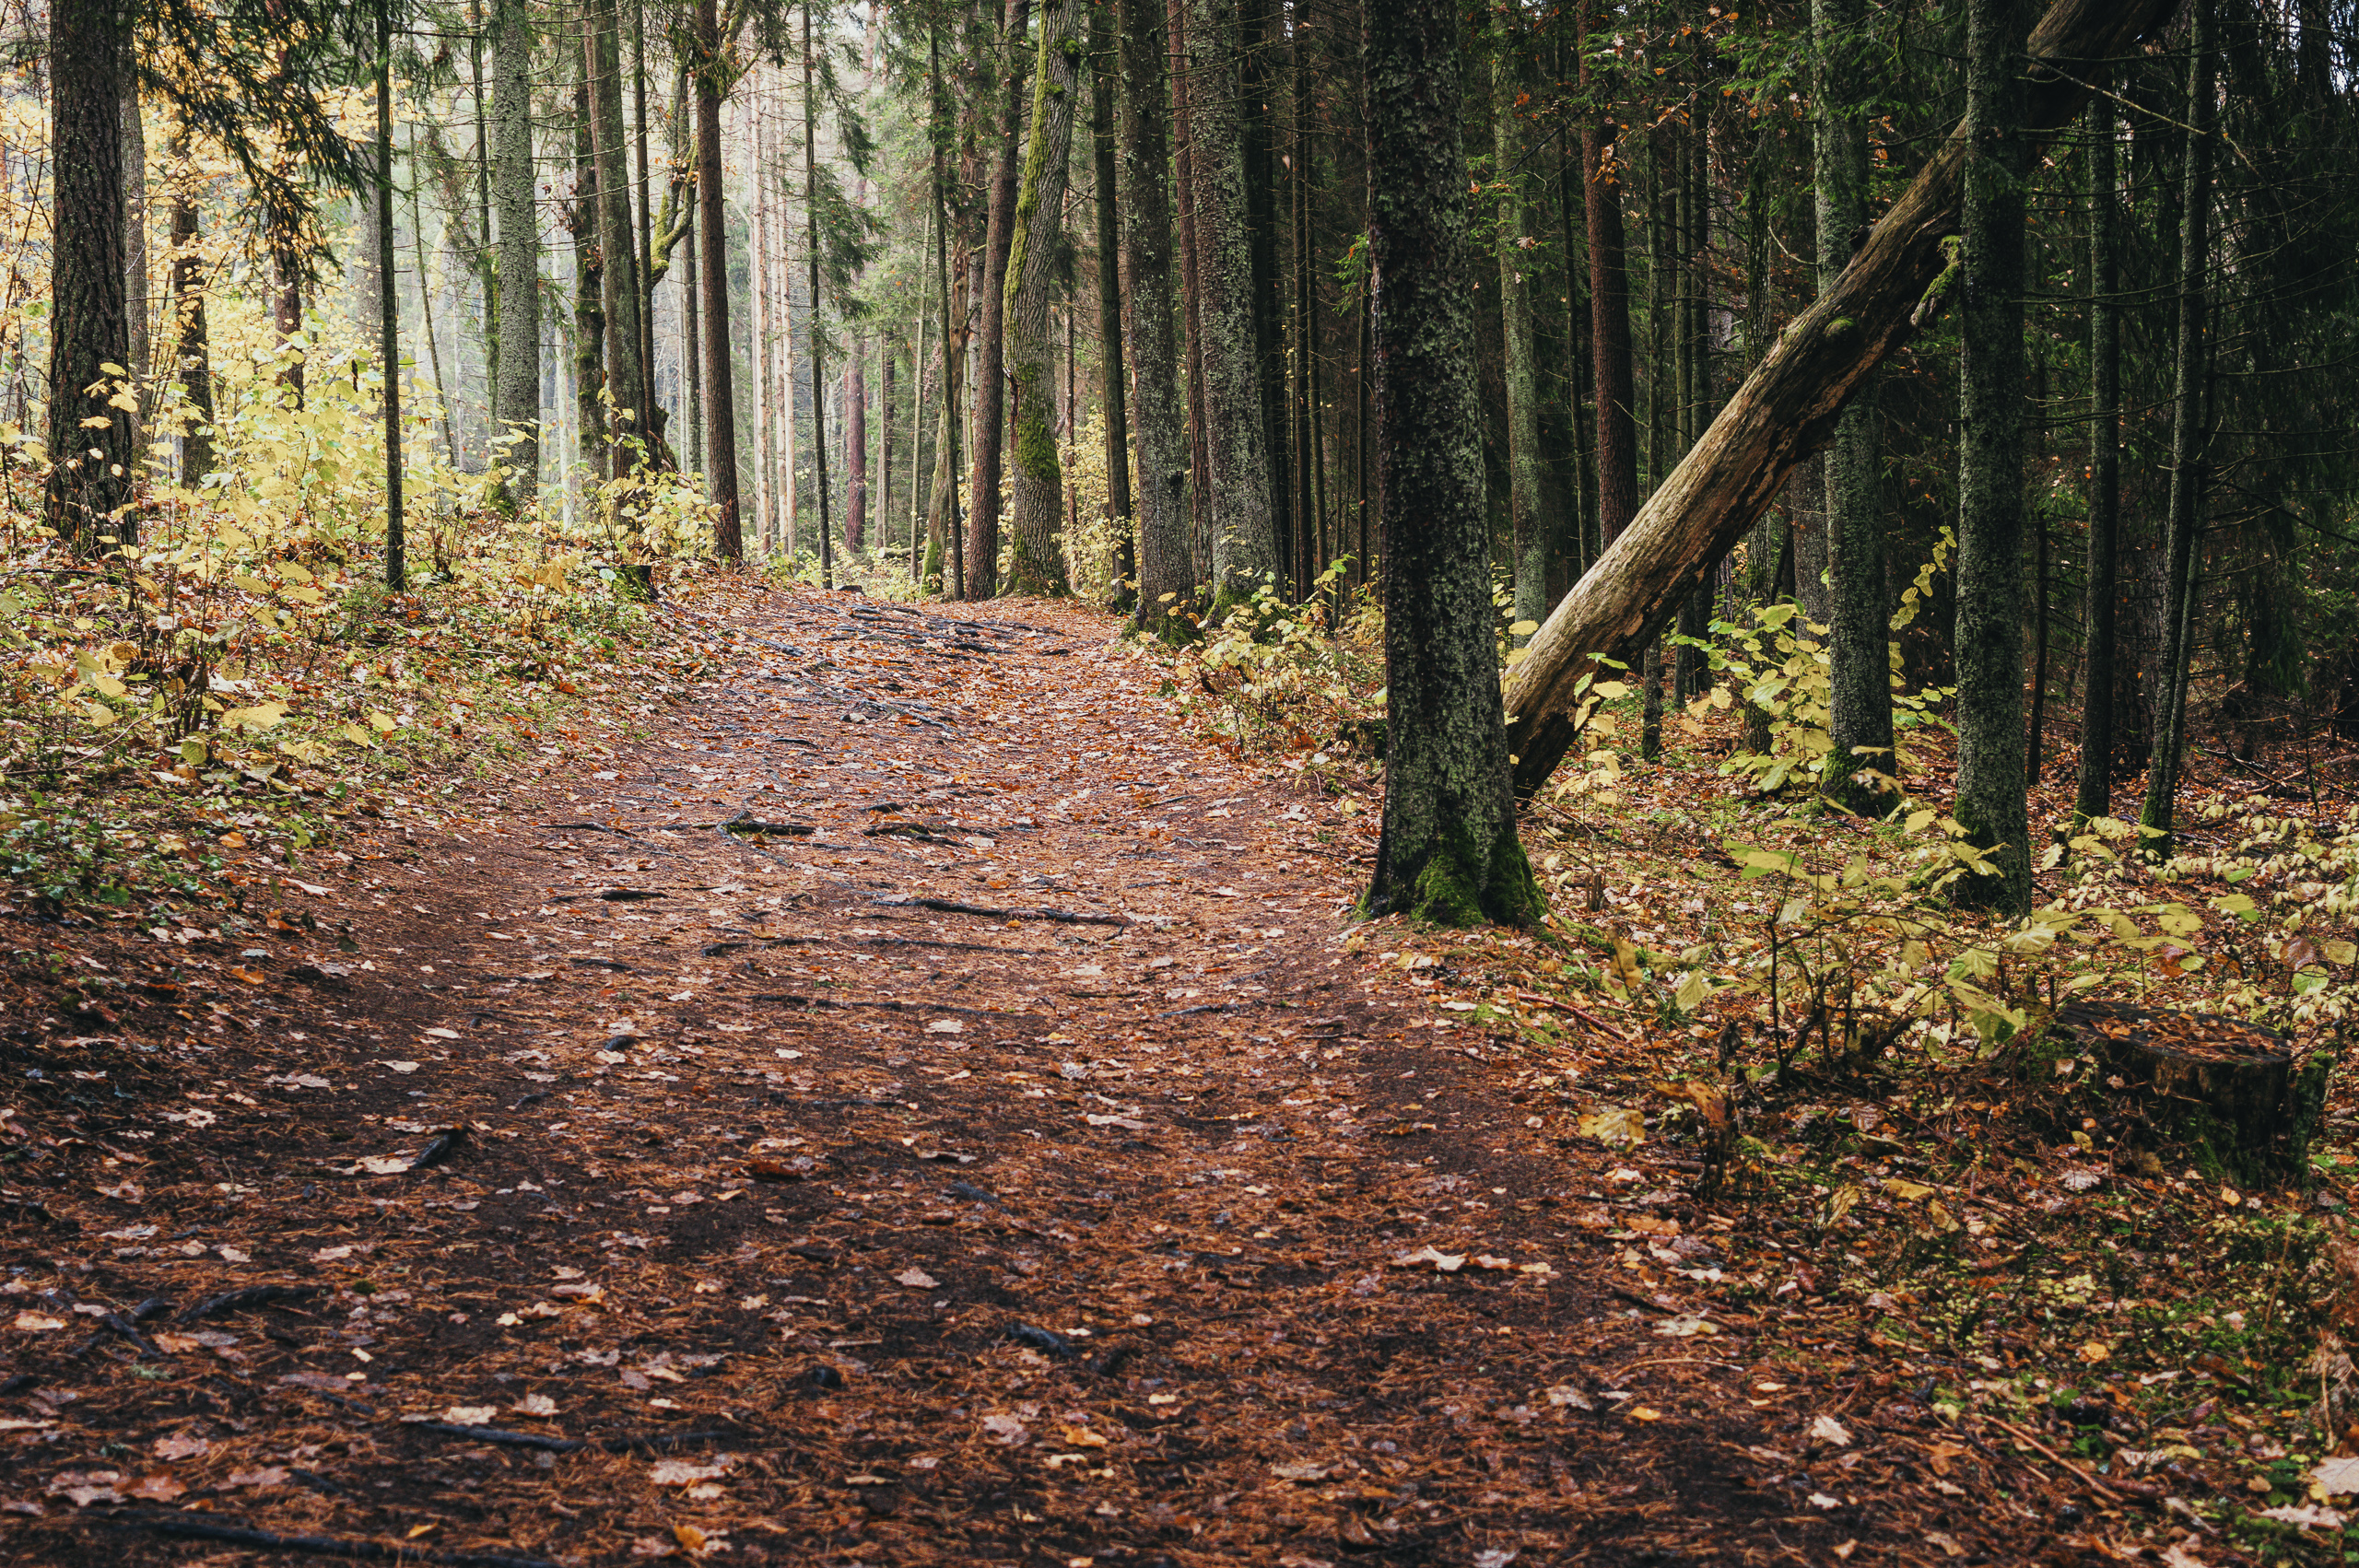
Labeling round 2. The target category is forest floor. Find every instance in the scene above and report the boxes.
[0,577,2348,1568]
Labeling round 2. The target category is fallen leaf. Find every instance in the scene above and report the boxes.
[2259,1504,2346,1528]
[981,1412,1029,1445]
[1808,1414,1852,1447]
[314,1246,355,1261]
[1391,1246,1466,1272]
[1577,1106,1646,1146]
[226,1467,290,1488]
[924,1019,964,1034]
[151,1434,209,1461]
[123,1473,186,1501]
[1270,1460,1332,1482]
[2310,1457,2359,1496]
[511,1394,559,1418]
[1655,1316,1717,1338]
[1083,1113,1147,1130]
[443,1405,499,1425]
[893,1268,940,1289]
[650,1457,731,1486]
[12,1314,64,1332]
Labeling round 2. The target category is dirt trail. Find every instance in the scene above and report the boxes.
[1,588,2016,1566]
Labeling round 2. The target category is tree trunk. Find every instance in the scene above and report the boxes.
[845,2,880,554]
[493,0,542,502]
[274,239,306,406]
[1168,0,1210,585]
[585,0,648,473]
[46,0,133,545]
[1495,28,1546,641]
[1118,0,1191,635]
[965,0,1031,598]
[1816,0,1893,813]
[1003,0,1083,595]
[1951,0,2034,912]
[1500,0,2171,801]
[1243,0,1289,597]
[1578,2,1637,556]
[803,0,835,589]
[377,0,404,587]
[167,183,213,484]
[631,0,656,435]
[1361,0,1543,931]
[1189,0,1277,612]
[1673,111,1711,704]
[2138,0,2216,860]
[571,66,607,490]
[121,35,148,464]
[1089,0,1133,611]
[2072,82,2119,828]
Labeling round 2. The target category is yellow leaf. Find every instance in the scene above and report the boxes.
[79,415,112,428]
[1508,619,1539,637]
[341,723,377,747]
[368,711,398,733]
[1576,1106,1645,1146]
[220,701,289,732]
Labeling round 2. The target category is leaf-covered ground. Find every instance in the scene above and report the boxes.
[0,580,2349,1568]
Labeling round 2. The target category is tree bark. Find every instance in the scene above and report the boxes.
[1501,0,2171,802]
[492,0,542,501]
[1168,0,1210,584]
[1089,0,1132,610]
[121,34,148,463]
[167,178,213,484]
[1003,0,1083,594]
[1495,28,1546,641]
[1816,0,1893,813]
[2138,0,2216,859]
[377,0,404,587]
[1188,0,1277,611]
[570,64,607,493]
[585,0,648,474]
[965,0,1031,598]
[1361,0,1543,930]
[47,0,133,545]
[1117,0,1191,635]
[2072,82,2119,828]
[1951,0,2034,912]
[803,0,835,589]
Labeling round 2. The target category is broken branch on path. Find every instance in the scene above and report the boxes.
[872,894,1129,926]
[1499,0,2174,797]
[115,1513,564,1568]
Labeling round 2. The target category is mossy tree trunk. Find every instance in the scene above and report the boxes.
[1498,0,2171,802]
[1361,0,1543,932]
[585,0,648,476]
[2138,0,2216,860]
[1816,0,1894,814]
[569,69,607,492]
[1117,0,1191,635]
[1951,0,2033,911]
[492,0,542,505]
[693,0,741,560]
[1088,0,1132,610]
[965,0,1031,599]
[1494,25,1547,641]
[46,0,133,546]
[1003,0,1083,595]
[1186,0,1276,612]
[2073,85,2119,827]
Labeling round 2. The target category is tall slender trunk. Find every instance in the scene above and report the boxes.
[378,0,404,586]
[168,178,213,483]
[803,0,835,589]
[1243,0,1289,592]
[749,81,775,547]
[493,0,542,500]
[1003,0,1082,594]
[2139,0,2215,857]
[121,34,148,463]
[698,0,740,560]
[411,158,459,467]
[1189,0,1277,609]
[683,189,701,474]
[473,0,496,450]
[274,236,306,405]
[571,64,608,491]
[1952,0,2033,911]
[925,19,965,593]
[1169,0,1210,583]
[1117,0,1191,631]
[631,0,656,431]
[1673,106,1711,702]
[585,0,647,473]
[1361,0,1543,930]
[966,0,1032,598]
[1817,0,1893,813]
[2072,81,2119,828]
[1089,0,1133,610]
[1639,130,1670,761]
[47,0,133,545]
[1495,26,1546,640]
[1579,2,1637,555]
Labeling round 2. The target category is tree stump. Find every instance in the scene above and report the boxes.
[2056,1000,2317,1182]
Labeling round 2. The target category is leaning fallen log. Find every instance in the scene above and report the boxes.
[1503,0,2173,799]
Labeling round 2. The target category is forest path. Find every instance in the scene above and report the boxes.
[3,585,1982,1566]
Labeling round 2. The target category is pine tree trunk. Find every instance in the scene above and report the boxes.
[1362,0,1543,930]
[965,0,1032,598]
[168,185,213,483]
[1817,0,1894,813]
[571,67,607,489]
[1673,112,1711,705]
[1952,0,2033,911]
[1187,0,1277,611]
[585,0,648,474]
[1003,0,1082,595]
[377,0,405,587]
[121,39,147,461]
[46,0,133,545]
[1500,0,2171,801]
[493,0,542,501]
[2072,82,2119,828]
[274,240,305,406]
[1242,0,1289,596]
[803,0,835,588]
[1089,1,1133,611]
[1168,0,1211,584]
[1117,0,1191,634]
[1578,0,1637,553]
[2139,0,2216,859]
[1495,29,1546,641]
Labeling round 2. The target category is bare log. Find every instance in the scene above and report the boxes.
[1504,0,2172,799]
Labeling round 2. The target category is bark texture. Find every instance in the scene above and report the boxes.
[1117,0,1191,634]
[697,0,740,561]
[2072,85,2119,828]
[492,0,542,500]
[965,0,1032,598]
[46,0,133,544]
[1360,0,1543,930]
[1500,0,2171,800]
[1088,0,1132,609]
[1003,0,1083,594]
[121,42,147,458]
[1816,0,1893,813]
[1495,34,1546,638]
[1578,2,1637,555]
[1187,0,1276,608]
[586,0,648,472]
[167,186,212,483]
